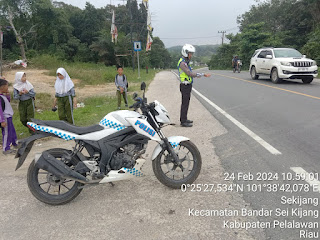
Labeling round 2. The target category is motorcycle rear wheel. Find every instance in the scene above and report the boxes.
[152,141,202,189]
[27,148,84,205]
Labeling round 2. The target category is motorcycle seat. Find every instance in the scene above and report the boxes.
[30,119,104,135]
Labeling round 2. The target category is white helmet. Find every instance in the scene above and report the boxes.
[181,44,196,58]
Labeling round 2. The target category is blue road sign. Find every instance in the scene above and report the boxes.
[134,41,142,52]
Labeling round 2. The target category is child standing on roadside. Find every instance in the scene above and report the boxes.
[52,68,77,124]
[13,72,36,131]
[115,65,128,110]
[0,78,18,155]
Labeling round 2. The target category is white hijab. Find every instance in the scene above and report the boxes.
[13,72,34,92]
[55,68,74,94]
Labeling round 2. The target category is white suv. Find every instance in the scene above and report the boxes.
[249,48,318,84]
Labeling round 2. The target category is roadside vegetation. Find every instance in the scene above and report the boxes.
[208,0,320,70]
[0,0,171,69]
[10,55,157,139]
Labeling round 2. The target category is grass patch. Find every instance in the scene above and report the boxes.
[30,54,157,86]
[2,55,156,140]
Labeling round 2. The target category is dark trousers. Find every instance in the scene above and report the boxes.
[180,83,192,123]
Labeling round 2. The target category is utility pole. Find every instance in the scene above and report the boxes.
[218,30,226,45]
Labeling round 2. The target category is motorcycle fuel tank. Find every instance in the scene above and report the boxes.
[99,110,141,130]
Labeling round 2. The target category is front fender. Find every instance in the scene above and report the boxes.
[151,136,190,160]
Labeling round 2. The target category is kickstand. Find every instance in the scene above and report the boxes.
[109,182,115,187]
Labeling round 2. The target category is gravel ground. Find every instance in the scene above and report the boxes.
[0,71,265,240]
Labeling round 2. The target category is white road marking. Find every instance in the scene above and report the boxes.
[290,167,320,193]
[172,71,282,155]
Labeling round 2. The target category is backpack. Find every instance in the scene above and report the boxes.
[116,74,128,88]
[0,95,5,112]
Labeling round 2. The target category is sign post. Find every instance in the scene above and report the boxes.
[133,41,142,79]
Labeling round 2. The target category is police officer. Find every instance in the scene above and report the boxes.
[178,44,211,127]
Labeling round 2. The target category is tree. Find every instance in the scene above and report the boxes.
[149,37,171,69]
[302,25,320,62]
[0,0,35,61]
[0,0,162,66]
[209,0,320,69]
[90,30,116,66]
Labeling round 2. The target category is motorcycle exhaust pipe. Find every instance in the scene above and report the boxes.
[35,151,89,184]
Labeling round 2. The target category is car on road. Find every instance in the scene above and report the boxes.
[249,47,318,84]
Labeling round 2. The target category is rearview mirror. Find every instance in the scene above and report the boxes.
[266,55,273,59]
[302,55,306,58]
[141,82,146,91]
[132,92,138,99]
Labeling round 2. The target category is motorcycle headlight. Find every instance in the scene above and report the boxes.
[280,62,292,66]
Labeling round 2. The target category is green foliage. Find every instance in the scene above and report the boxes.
[149,37,171,69]
[90,30,117,66]
[30,55,157,86]
[302,25,320,63]
[209,0,320,70]
[0,0,163,69]
[10,61,155,139]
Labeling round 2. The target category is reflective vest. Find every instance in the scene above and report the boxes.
[177,58,193,84]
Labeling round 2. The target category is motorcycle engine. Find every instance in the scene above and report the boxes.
[110,144,146,170]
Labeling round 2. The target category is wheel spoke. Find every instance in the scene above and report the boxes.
[46,184,51,193]
[38,171,48,175]
[178,164,185,171]
[62,184,71,190]
[58,185,61,195]
[39,181,48,186]
[180,156,187,162]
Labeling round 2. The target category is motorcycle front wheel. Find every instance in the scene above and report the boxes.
[27,148,84,205]
[152,141,202,189]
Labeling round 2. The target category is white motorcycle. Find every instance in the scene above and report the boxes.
[15,82,202,205]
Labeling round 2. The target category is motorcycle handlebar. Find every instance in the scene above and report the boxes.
[129,95,155,112]
[129,97,144,109]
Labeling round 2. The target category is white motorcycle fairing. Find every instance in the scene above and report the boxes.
[126,117,161,142]
[99,158,145,183]
[151,136,190,160]
[26,110,144,141]
[27,122,119,141]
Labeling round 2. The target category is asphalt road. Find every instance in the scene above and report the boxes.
[189,69,320,240]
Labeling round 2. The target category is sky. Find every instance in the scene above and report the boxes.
[59,0,259,48]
